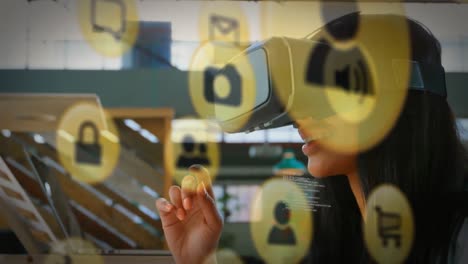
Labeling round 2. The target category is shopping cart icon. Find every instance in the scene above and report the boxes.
[375,206,401,248]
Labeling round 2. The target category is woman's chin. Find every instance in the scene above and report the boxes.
[307,170,331,179]
[305,151,357,178]
[306,157,332,178]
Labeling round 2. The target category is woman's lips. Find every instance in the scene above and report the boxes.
[298,129,320,156]
[302,140,320,156]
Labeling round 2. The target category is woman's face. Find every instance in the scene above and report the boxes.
[297,118,357,178]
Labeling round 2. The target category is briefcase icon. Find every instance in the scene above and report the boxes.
[209,14,240,46]
[75,121,102,165]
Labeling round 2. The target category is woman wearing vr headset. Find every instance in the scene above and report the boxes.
[156,13,468,264]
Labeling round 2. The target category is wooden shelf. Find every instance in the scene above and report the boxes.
[0,94,175,251]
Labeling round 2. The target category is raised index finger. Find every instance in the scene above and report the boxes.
[181,174,197,210]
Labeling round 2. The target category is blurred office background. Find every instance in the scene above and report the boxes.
[0,0,467,262]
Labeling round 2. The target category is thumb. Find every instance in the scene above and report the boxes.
[197,182,223,232]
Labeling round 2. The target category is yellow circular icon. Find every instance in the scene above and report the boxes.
[364,184,414,264]
[57,102,120,185]
[260,1,323,40]
[188,42,256,132]
[273,6,410,154]
[77,0,139,57]
[45,237,103,264]
[250,178,313,264]
[172,118,220,186]
[199,2,250,45]
[323,46,377,123]
[208,248,244,264]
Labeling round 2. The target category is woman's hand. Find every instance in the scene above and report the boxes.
[155,165,223,264]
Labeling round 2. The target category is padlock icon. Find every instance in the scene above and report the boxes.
[75,121,102,165]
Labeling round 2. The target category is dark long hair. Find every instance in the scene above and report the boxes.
[307,14,468,263]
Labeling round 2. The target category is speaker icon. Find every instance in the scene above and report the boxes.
[306,39,375,104]
[334,59,374,103]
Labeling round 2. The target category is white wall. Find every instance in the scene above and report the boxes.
[0,1,467,71]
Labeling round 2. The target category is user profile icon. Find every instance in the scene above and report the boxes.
[250,179,312,264]
[176,134,211,168]
[268,201,296,246]
[172,118,220,186]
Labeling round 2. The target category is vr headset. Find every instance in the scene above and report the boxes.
[208,22,447,134]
